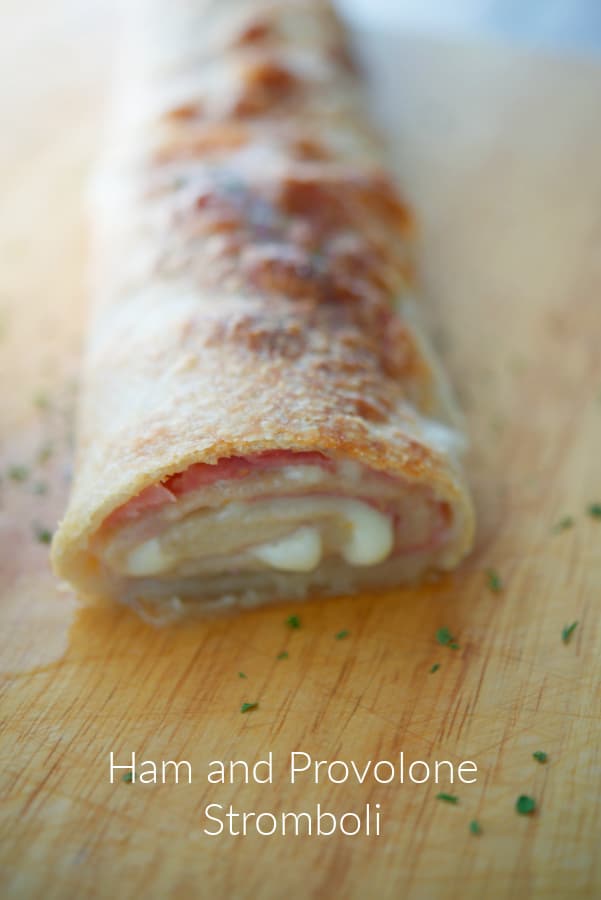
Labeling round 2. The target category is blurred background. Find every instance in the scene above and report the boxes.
[340,0,601,55]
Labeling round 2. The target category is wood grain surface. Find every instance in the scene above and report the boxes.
[1,2,600,898]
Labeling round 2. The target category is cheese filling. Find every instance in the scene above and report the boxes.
[116,497,395,577]
[95,453,455,586]
[253,526,323,572]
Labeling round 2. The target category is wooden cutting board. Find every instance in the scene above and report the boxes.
[1,2,600,898]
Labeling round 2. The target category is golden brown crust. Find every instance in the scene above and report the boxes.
[52,0,474,597]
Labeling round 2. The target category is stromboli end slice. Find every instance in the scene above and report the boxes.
[51,0,475,615]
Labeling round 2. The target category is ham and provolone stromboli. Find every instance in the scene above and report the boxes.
[51,0,475,617]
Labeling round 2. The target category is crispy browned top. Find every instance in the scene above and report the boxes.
[93,0,433,411]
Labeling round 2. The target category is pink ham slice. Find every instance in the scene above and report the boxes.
[105,450,332,527]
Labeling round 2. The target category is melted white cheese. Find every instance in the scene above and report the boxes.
[280,465,326,485]
[123,499,394,576]
[339,500,394,566]
[253,526,322,572]
[126,537,173,576]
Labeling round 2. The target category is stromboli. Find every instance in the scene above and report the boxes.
[51,0,475,615]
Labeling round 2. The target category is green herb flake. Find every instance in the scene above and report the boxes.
[552,516,574,534]
[430,663,440,673]
[587,503,601,519]
[33,390,51,410]
[122,772,133,783]
[486,569,503,593]
[286,615,301,630]
[436,792,458,805]
[469,819,482,835]
[238,672,247,679]
[240,702,258,714]
[562,621,578,644]
[8,464,29,483]
[276,651,289,660]
[335,630,349,640]
[532,751,548,764]
[34,526,53,545]
[436,627,459,649]
[32,481,48,495]
[36,442,54,464]
[516,795,536,815]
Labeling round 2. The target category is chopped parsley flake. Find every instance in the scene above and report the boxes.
[33,390,50,410]
[469,820,482,835]
[562,621,578,644]
[486,569,503,593]
[276,651,289,660]
[8,464,29,482]
[286,615,301,630]
[240,702,258,713]
[436,793,458,805]
[587,503,601,519]
[436,627,459,649]
[532,751,548,763]
[516,795,536,815]
[552,516,574,533]
[36,442,54,464]
[335,630,349,640]
[122,772,133,783]
[34,526,53,544]
[430,663,440,673]
[32,481,48,495]
[238,672,247,679]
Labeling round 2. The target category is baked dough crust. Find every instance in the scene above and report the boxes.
[51,0,474,608]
